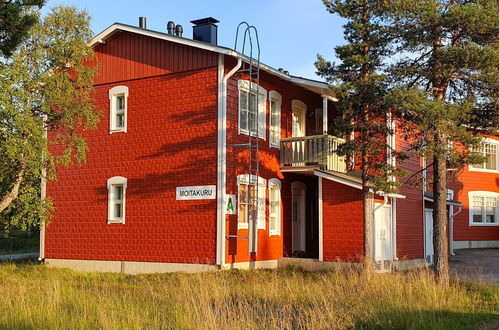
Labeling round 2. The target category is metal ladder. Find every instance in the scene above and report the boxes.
[227,22,261,254]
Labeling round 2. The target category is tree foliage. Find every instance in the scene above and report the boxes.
[0,6,100,231]
[316,0,406,266]
[0,0,45,57]
[385,0,499,284]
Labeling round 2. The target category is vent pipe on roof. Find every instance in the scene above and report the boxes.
[175,24,183,37]
[167,21,175,35]
[139,17,147,29]
[191,17,219,45]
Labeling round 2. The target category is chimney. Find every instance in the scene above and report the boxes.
[167,21,175,35]
[175,24,183,37]
[139,17,147,29]
[190,17,219,45]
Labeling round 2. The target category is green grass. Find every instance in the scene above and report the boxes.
[0,262,497,329]
[0,232,39,255]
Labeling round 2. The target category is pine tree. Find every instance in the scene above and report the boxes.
[386,0,498,284]
[0,6,100,230]
[0,0,45,57]
[316,0,404,268]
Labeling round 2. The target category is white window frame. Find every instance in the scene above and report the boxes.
[238,80,267,139]
[468,191,499,226]
[109,85,129,134]
[469,138,498,173]
[268,91,281,148]
[107,176,127,224]
[268,178,281,236]
[237,174,266,230]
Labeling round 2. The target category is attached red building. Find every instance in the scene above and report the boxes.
[41,18,498,273]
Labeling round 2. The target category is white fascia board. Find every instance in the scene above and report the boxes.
[90,23,236,56]
[314,170,363,190]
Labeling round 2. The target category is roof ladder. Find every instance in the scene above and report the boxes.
[226,22,261,254]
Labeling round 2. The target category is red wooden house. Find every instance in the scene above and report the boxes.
[40,17,498,274]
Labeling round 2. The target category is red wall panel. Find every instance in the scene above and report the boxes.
[46,67,219,264]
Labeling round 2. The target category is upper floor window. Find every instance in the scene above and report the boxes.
[109,86,129,134]
[469,191,498,226]
[269,178,281,236]
[237,174,266,230]
[269,91,281,148]
[238,80,267,139]
[470,139,498,172]
[107,176,127,224]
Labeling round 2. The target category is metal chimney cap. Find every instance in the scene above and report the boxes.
[190,17,219,25]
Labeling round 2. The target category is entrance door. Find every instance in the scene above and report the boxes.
[425,209,434,265]
[292,100,306,137]
[292,182,306,253]
[374,203,392,271]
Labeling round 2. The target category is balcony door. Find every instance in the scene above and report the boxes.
[292,100,306,137]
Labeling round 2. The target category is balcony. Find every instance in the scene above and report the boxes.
[280,135,347,173]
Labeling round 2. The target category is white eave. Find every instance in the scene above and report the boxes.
[90,23,336,100]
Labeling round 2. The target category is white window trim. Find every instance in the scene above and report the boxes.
[468,191,499,226]
[268,91,282,148]
[107,176,127,224]
[238,80,267,139]
[469,138,498,173]
[237,174,267,230]
[109,85,129,134]
[268,178,281,236]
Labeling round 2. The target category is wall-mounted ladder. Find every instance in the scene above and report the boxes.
[227,22,261,254]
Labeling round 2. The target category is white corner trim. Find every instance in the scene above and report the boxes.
[216,56,242,268]
[318,176,323,261]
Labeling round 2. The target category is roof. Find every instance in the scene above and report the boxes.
[424,192,463,207]
[90,23,337,100]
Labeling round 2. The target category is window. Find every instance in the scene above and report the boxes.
[109,86,129,134]
[469,191,498,226]
[107,176,127,223]
[470,140,498,172]
[238,80,267,139]
[269,178,281,236]
[237,174,266,229]
[269,91,281,148]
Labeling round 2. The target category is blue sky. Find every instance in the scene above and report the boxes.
[42,0,345,81]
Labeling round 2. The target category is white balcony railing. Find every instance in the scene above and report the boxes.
[280,134,347,173]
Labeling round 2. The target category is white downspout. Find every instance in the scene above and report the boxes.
[39,114,48,261]
[216,55,242,268]
[449,205,462,256]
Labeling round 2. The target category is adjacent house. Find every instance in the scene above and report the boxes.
[40,17,498,274]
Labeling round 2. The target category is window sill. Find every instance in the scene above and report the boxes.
[269,143,280,149]
[107,219,124,224]
[269,231,281,237]
[469,223,499,227]
[468,167,498,174]
[238,128,265,140]
[109,129,126,134]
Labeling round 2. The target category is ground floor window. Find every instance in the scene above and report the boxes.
[107,176,127,224]
[269,178,281,236]
[469,191,498,225]
[237,175,266,230]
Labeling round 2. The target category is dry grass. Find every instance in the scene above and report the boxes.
[0,262,497,329]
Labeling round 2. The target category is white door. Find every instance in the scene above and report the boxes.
[425,209,434,265]
[292,182,306,253]
[374,204,393,265]
[292,100,306,137]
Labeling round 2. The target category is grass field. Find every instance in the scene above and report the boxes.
[0,262,497,329]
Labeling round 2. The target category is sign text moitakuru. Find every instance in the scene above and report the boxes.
[176,185,216,200]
